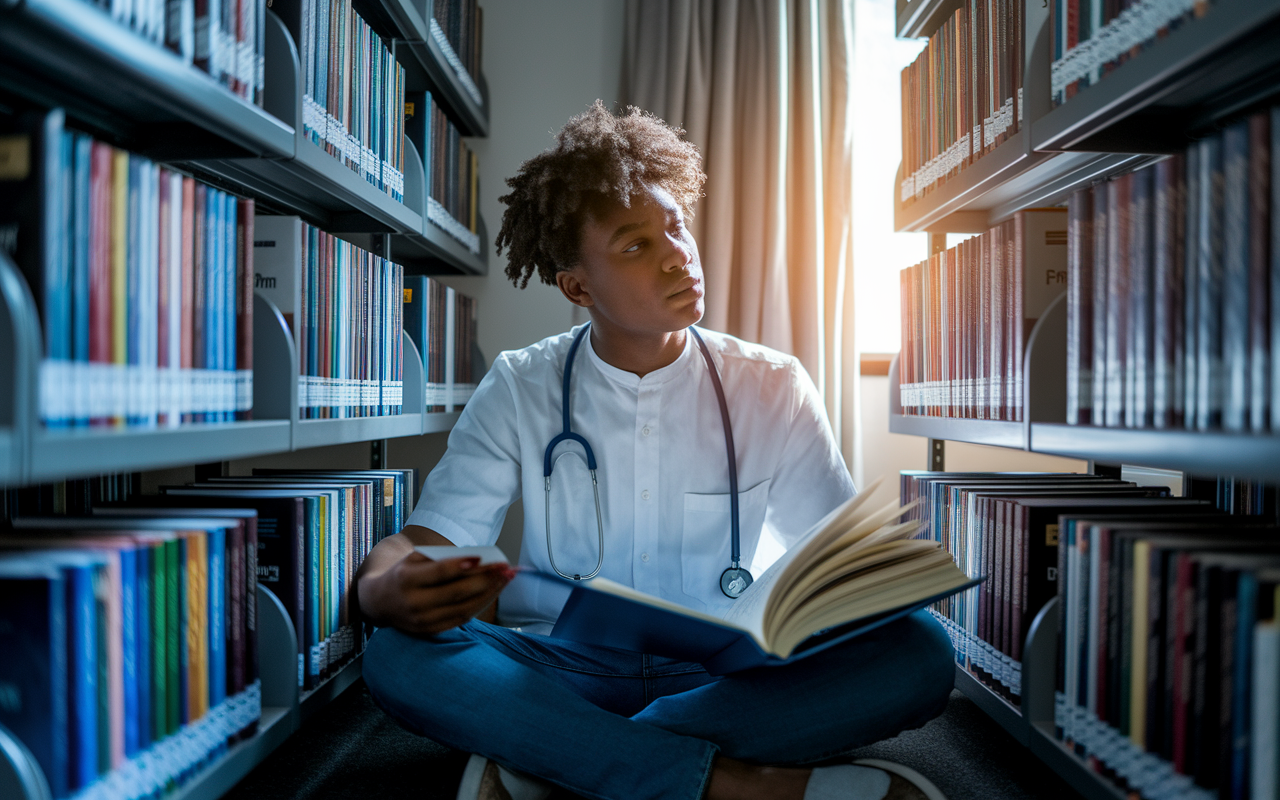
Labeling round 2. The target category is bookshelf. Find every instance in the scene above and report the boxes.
[0,0,294,161]
[0,0,489,793]
[894,2,1280,798]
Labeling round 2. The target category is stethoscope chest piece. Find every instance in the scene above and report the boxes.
[720,566,753,599]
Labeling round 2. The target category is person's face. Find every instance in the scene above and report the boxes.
[557,184,704,337]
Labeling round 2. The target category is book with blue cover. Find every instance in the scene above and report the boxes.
[429,484,977,675]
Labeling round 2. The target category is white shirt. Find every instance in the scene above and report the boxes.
[407,324,856,633]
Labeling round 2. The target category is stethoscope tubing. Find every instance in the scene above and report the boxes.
[543,323,745,590]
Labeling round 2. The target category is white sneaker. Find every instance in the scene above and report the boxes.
[455,753,554,800]
[804,759,948,800]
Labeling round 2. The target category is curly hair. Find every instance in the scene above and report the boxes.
[495,100,706,289]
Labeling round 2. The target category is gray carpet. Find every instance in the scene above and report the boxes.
[223,682,1085,799]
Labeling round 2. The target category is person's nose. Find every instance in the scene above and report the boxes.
[662,233,692,273]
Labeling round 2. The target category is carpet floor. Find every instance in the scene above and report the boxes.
[222,682,1086,800]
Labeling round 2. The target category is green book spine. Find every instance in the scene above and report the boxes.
[151,541,166,744]
[166,539,181,736]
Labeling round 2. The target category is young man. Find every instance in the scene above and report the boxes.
[357,102,954,800]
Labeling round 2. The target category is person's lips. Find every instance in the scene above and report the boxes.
[669,278,702,299]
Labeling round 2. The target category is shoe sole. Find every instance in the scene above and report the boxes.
[852,758,948,800]
[456,753,488,800]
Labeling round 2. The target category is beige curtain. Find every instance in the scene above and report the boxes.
[621,0,857,466]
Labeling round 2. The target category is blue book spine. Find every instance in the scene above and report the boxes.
[71,134,92,428]
[208,526,226,711]
[1232,571,1259,800]
[1196,135,1224,431]
[204,191,219,425]
[119,548,138,758]
[308,499,320,687]
[0,564,68,800]
[65,563,97,790]
[135,546,151,752]
[1221,121,1251,432]
[225,194,238,424]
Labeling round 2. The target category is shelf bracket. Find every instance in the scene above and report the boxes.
[370,439,388,469]
[927,438,945,471]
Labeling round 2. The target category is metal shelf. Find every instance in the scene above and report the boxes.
[895,0,964,39]
[0,0,294,160]
[889,414,1027,449]
[395,214,488,275]
[28,420,294,483]
[1030,424,1280,481]
[423,411,462,434]
[1032,0,1280,153]
[299,657,364,724]
[295,414,426,450]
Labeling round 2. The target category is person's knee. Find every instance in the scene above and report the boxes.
[905,611,955,716]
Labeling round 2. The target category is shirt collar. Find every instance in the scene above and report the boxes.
[584,326,698,389]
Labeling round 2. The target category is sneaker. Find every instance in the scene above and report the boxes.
[804,760,948,800]
[455,754,554,800]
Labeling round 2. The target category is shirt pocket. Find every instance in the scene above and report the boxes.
[543,450,605,579]
[680,479,771,615]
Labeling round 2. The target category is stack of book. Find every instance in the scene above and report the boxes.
[1054,502,1280,800]
[403,275,482,413]
[406,91,481,254]
[431,0,483,85]
[1,121,255,430]
[147,468,416,688]
[900,470,1191,702]
[277,0,406,202]
[899,0,1023,205]
[1050,0,1211,106]
[0,512,262,800]
[898,209,1067,421]
[253,217,404,420]
[1064,106,1279,432]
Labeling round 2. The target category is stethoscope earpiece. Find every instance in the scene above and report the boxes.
[544,323,753,598]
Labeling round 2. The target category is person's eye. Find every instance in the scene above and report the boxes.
[623,241,644,253]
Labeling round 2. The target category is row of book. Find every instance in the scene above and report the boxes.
[403,275,481,412]
[0,514,261,800]
[902,469,1280,800]
[254,217,405,419]
[1064,106,1280,432]
[1055,498,1280,799]
[899,0,1023,204]
[0,115,255,429]
[406,90,481,254]
[1050,0,1211,106]
[81,0,265,105]
[431,0,483,89]
[898,209,1068,420]
[0,467,416,800]
[277,0,407,202]
[902,470,1179,699]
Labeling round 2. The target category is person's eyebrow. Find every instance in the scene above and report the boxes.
[608,220,648,247]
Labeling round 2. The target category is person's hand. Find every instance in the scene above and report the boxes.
[359,550,515,635]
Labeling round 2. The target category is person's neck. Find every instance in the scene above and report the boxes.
[588,322,688,378]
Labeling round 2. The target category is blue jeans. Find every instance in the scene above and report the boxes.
[362,610,954,800]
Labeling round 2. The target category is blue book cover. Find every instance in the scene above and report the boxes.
[0,558,68,800]
[59,553,102,790]
[204,189,219,424]
[543,572,980,676]
[225,194,238,424]
[1221,121,1251,432]
[403,274,428,365]
[308,497,321,687]
[134,544,151,752]
[71,134,92,427]
[118,546,138,758]
[207,525,226,710]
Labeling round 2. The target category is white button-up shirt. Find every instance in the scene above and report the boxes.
[407,324,856,633]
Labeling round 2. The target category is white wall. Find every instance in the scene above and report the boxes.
[430,0,628,362]
[857,374,1088,509]
[392,0,628,556]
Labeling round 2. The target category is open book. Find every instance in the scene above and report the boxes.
[540,479,978,674]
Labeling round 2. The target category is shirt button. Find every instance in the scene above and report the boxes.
[641,490,651,500]
[642,426,651,437]
[641,553,650,562]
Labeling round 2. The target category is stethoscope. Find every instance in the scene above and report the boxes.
[543,323,754,598]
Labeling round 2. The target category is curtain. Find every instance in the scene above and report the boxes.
[621,0,858,467]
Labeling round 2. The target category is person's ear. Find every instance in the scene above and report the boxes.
[556,268,594,308]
